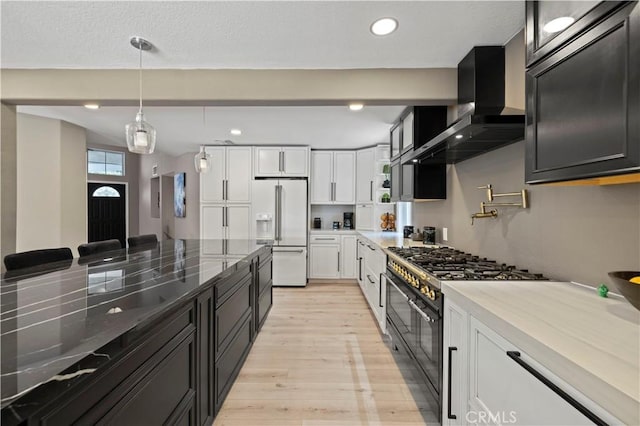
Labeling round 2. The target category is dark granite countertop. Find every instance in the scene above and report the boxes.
[1,239,269,415]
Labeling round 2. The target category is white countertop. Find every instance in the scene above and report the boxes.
[356,231,433,248]
[442,280,640,425]
[309,229,359,235]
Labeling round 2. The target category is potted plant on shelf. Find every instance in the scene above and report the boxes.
[381,192,391,203]
[382,164,391,188]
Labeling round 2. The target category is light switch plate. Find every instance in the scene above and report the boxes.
[443,227,448,241]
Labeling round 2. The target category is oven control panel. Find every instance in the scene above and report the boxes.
[388,259,437,301]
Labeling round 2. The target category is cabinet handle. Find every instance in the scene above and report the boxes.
[506,351,607,426]
[358,257,363,281]
[367,274,375,284]
[367,244,375,251]
[337,251,340,272]
[281,151,285,172]
[314,237,336,241]
[370,180,373,201]
[222,180,226,201]
[225,180,229,201]
[274,249,304,253]
[378,273,384,308]
[447,347,457,420]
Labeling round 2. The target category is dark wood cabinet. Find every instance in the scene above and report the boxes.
[525,1,640,184]
[196,289,214,425]
[390,107,448,161]
[390,159,401,202]
[256,254,273,332]
[525,1,621,66]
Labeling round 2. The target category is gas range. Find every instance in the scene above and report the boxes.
[386,246,548,302]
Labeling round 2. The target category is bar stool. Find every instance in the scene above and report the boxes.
[127,234,158,248]
[77,239,122,258]
[4,248,73,271]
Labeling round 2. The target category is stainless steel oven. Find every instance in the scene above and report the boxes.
[384,270,442,419]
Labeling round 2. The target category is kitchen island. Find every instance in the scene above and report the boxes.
[1,239,273,426]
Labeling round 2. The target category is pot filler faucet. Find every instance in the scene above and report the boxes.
[471,184,529,225]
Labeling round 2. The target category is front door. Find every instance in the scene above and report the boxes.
[88,183,126,248]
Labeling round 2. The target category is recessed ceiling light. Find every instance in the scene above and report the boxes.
[84,103,100,110]
[370,17,398,36]
[349,103,364,111]
[412,159,418,163]
[455,134,464,139]
[230,129,242,136]
[543,16,575,33]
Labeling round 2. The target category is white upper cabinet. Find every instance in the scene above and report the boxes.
[254,146,309,177]
[200,147,226,203]
[253,147,282,177]
[333,152,356,204]
[200,146,251,204]
[356,148,375,204]
[282,147,309,177]
[311,151,355,205]
[226,147,252,203]
[310,151,334,204]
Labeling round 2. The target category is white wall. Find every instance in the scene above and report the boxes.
[412,141,640,287]
[138,150,199,240]
[16,113,87,256]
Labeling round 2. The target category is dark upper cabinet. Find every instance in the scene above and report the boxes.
[390,159,401,202]
[526,1,625,67]
[525,1,640,184]
[390,106,448,161]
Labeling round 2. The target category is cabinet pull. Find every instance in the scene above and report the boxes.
[281,151,285,172]
[367,244,375,251]
[225,180,229,201]
[378,273,384,308]
[337,251,340,272]
[506,351,607,426]
[370,180,373,201]
[447,347,457,420]
[222,180,226,201]
[367,274,375,284]
[314,237,336,241]
[274,249,304,253]
[358,257,363,281]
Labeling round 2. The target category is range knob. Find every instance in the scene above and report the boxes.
[428,290,436,300]
[420,287,427,295]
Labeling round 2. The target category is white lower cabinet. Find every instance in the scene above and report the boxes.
[273,247,307,286]
[309,234,357,279]
[443,298,619,426]
[309,244,340,279]
[355,236,386,333]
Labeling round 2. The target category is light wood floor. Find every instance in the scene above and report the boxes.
[213,281,436,426]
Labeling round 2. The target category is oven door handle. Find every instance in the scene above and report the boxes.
[384,274,409,301]
[409,299,435,323]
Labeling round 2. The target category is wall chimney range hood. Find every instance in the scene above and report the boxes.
[406,46,525,164]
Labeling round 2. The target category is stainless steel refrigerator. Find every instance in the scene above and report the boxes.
[251,179,307,287]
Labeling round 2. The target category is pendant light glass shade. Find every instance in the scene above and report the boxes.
[126,37,155,155]
[194,146,211,173]
[126,112,156,154]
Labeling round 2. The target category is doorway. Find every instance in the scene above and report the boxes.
[88,182,127,248]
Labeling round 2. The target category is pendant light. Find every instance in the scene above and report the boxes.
[125,37,156,154]
[195,146,211,173]
[195,107,212,173]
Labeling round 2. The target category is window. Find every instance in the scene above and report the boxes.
[88,149,125,176]
[92,186,120,197]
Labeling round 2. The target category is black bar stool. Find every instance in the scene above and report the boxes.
[4,248,73,272]
[127,234,158,248]
[77,239,122,258]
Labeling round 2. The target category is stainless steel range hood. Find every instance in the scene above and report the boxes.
[405,46,525,164]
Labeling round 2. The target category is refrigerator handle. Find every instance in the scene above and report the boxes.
[278,185,283,241]
[274,185,279,240]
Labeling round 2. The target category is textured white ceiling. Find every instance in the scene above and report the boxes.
[18,105,406,155]
[1,1,524,69]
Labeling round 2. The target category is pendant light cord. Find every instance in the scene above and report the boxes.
[138,44,143,114]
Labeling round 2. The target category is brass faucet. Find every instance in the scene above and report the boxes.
[471,184,529,225]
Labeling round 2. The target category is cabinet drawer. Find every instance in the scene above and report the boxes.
[310,235,340,244]
[215,266,251,305]
[216,317,252,410]
[216,275,252,357]
[97,333,196,426]
[258,257,273,295]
